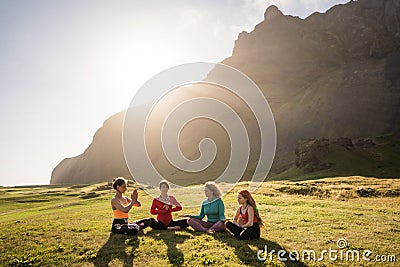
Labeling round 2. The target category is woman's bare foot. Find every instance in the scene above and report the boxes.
[206,229,215,234]
[167,226,181,230]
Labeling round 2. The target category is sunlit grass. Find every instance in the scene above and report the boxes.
[0,177,399,266]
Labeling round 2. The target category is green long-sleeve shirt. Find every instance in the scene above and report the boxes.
[191,197,225,223]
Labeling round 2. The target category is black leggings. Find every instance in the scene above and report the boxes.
[136,218,189,230]
[111,218,140,235]
[226,221,260,240]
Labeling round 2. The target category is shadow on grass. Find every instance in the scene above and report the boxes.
[146,229,191,266]
[92,233,139,267]
[212,231,308,267]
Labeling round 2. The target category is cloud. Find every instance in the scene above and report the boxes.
[177,6,208,30]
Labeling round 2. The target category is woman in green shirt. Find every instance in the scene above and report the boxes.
[185,182,226,233]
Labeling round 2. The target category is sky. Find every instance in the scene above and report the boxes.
[0,0,349,186]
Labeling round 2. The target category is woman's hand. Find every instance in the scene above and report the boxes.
[238,217,244,227]
[131,189,138,203]
[163,204,170,210]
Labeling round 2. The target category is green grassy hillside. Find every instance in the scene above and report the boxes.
[1,177,399,266]
[271,133,400,181]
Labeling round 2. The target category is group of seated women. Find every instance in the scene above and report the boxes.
[110,177,263,240]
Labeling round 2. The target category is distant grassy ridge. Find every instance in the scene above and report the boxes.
[1,177,399,266]
[270,133,400,181]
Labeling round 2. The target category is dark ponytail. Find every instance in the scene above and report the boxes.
[112,177,126,191]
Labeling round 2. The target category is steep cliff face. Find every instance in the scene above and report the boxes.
[51,0,400,184]
[223,0,400,155]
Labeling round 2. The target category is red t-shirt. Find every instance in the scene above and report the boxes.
[150,196,182,226]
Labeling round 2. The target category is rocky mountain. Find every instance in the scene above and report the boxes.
[224,1,400,152]
[51,0,400,184]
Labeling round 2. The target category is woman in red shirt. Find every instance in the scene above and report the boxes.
[226,189,263,239]
[136,180,188,230]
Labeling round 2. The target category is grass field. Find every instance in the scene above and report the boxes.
[0,176,399,266]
